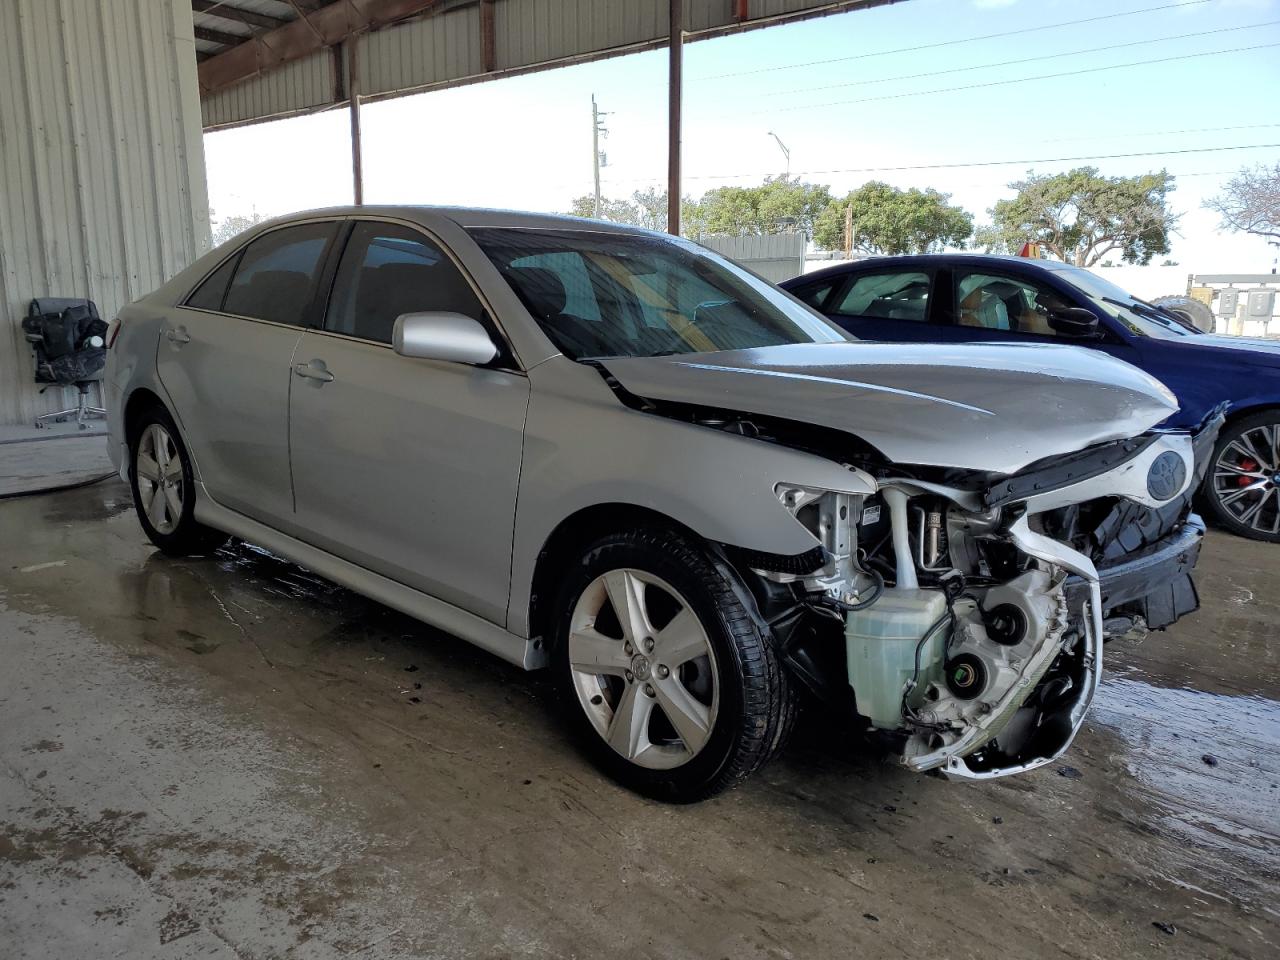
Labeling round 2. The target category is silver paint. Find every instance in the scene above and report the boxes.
[602,342,1180,474]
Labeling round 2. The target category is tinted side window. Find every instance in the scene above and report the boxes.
[223,222,335,326]
[185,254,239,311]
[790,279,835,309]
[328,222,485,344]
[833,272,931,323]
[954,271,1075,336]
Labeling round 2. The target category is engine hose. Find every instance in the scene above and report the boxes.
[901,610,956,728]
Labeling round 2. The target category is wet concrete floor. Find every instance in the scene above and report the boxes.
[1,479,1277,959]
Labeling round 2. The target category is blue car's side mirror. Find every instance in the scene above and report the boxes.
[1048,308,1102,338]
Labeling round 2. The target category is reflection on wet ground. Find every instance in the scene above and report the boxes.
[1,480,1278,959]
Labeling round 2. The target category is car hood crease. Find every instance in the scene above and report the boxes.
[601,342,1180,474]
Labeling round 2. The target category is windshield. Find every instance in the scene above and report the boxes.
[1050,264,1200,340]
[469,227,849,360]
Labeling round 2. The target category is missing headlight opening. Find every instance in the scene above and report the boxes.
[757,412,1218,780]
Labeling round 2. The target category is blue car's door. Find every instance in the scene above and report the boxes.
[937,265,1142,366]
[804,267,947,343]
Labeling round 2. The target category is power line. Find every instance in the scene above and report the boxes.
[757,19,1277,99]
[692,0,1213,81]
[678,142,1280,181]
[594,144,1277,188]
[1036,122,1280,146]
[742,41,1280,115]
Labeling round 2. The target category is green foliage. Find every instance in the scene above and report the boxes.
[812,182,973,254]
[685,177,833,237]
[980,167,1177,267]
[211,211,265,246]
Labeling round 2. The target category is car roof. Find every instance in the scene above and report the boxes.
[255,204,667,237]
[784,253,1078,285]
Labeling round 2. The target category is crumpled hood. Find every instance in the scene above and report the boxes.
[602,341,1179,474]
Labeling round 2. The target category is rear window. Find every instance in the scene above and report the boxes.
[185,255,239,312]
[222,222,336,326]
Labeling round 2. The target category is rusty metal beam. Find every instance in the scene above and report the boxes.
[198,0,443,97]
[194,24,247,47]
[191,1,285,31]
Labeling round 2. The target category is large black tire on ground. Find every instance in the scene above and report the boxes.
[128,403,229,556]
[1151,295,1215,333]
[1201,410,1280,543]
[552,527,797,802]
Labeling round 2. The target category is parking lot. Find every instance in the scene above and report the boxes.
[1,478,1276,959]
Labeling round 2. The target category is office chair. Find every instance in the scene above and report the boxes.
[21,297,109,429]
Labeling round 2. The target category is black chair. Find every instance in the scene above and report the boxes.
[21,297,108,429]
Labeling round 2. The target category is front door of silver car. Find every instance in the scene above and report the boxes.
[158,220,339,526]
[286,220,529,625]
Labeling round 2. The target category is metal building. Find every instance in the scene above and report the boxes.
[1,0,899,425]
[0,0,209,426]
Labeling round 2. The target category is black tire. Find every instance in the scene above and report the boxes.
[1201,410,1280,542]
[128,404,228,556]
[551,526,796,802]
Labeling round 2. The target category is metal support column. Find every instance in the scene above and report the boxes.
[667,0,683,236]
[348,36,364,205]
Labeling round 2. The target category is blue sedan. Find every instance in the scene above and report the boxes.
[781,255,1280,541]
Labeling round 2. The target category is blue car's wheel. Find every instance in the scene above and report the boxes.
[1204,411,1280,542]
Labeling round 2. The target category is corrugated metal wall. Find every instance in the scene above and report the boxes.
[699,234,806,283]
[0,0,210,426]
[202,0,892,129]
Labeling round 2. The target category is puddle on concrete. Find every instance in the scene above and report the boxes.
[1093,670,1280,864]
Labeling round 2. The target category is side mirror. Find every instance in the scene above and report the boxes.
[393,312,498,365]
[1047,307,1102,338]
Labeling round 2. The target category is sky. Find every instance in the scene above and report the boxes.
[205,0,1280,279]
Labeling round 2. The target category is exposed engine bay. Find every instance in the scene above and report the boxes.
[731,409,1223,780]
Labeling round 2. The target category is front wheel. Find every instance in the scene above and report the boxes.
[1203,411,1280,542]
[128,405,228,556]
[552,527,795,802]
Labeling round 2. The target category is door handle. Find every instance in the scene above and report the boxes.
[165,327,191,344]
[293,360,334,383]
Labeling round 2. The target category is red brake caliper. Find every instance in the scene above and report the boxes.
[1240,459,1258,487]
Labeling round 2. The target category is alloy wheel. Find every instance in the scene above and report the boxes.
[135,422,184,535]
[1212,421,1280,536]
[568,569,719,770]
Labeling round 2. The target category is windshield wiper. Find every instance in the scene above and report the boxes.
[1100,296,1198,333]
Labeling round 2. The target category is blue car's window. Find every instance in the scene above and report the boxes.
[954,271,1073,337]
[833,272,931,323]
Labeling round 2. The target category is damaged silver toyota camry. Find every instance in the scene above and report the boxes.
[105,208,1219,801]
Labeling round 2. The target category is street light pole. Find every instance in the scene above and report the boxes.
[767,131,790,181]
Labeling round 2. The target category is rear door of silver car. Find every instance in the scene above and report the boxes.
[157,219,340,526]
[286,218,530,625]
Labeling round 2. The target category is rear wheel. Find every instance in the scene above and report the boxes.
[1203,411,1280,542]
[552,527,795,802]
[129,405,228,556]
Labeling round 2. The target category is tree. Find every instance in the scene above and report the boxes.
[567,194,641,225]
[211,211,265,246]
[685,177,832,237]
[1206,162,1280,241]
[978,167,1178,267]
[812,181,973,254]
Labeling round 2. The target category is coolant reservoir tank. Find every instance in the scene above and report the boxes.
[845,588,949,729]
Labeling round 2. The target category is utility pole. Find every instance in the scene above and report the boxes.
[591,95,609,218]
[767,131,790,181]
[844,203,854,260]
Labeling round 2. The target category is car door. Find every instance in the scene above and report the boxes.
[287,219,530,625]
[941,266,1140,365]
[158,219,340,526]
[816,268,941,342]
